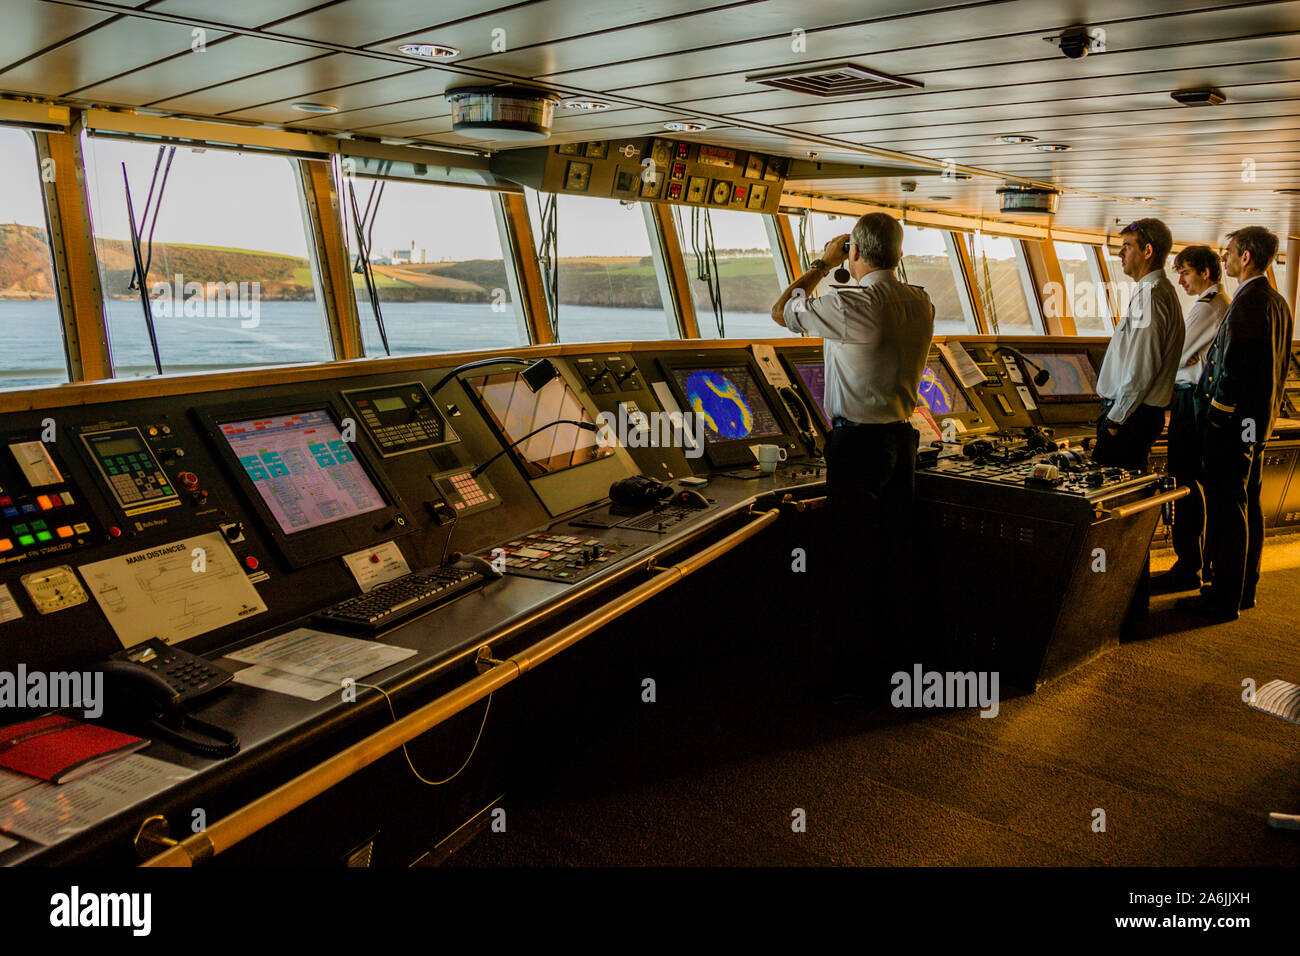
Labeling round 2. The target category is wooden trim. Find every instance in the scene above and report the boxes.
[1028,240,1077,336]
[950,231,989,334]
[0,338,822,412]
[646,203,699,339]
[1284,239,1300,316]
[300,159,361,360]
[498,192,553,344]
[36,123,110,382]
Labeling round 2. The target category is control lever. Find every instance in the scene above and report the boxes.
[449,551,504,579]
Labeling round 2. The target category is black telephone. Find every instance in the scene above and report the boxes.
[103,638,241,757]
[777,386,821,458]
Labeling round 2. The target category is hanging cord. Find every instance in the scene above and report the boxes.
[796,210,811,271]
[533,191,559,338]
[121,163,163,375]
[346,178,391,355]
[351,681,492,787]
[690,207,724,336]
[127,145,176,292]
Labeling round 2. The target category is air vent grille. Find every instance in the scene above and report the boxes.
[746,63,923,97]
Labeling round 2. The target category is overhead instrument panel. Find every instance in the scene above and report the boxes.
[490,137,787,213]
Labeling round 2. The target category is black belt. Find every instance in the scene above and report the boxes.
[1174,383,1195,392]
[832,416,907,429]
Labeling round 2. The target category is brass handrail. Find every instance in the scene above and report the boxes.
[1102,486,1187,519]
[139,506,781,867]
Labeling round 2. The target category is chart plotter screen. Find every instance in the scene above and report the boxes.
[794,363,829,423]
[1020,350,1099,402]
[918,358,971,415]
[669,365,783,444]
[218,410,386,534]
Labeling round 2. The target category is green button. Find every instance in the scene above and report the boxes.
[161,486,173,495]
[35,532,52,542]
[12,524,27,535]
[31,520,46,530]
[17,535,34,546]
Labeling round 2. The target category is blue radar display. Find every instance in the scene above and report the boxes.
[669,365,782,444]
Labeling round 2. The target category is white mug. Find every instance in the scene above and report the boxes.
[754,444,788,473]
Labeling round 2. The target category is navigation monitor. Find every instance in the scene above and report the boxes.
[468,371,613,479]
[196,401,408,569]
[218,410,386,534]
[1020,349,1100,403]
[658,355,797,468]
[917,358,971,415]
[670,365,783,444]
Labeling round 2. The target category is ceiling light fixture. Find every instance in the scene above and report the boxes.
[1033,143,1071,152]
[291,103,338,113]
[397,42,460,60]
[1131,196,1156,203]
[664,121,707,132]
[562,99,611,111]
[1237,207,1260,212]
[1273,188,1300,196]
[997,134,1039,144]
[929,195,952,201]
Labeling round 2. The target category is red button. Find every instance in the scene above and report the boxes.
[108,526,122,538]
[244,556,259,570]
[0,497,10,507]
[49,494,63,508]
[369,553,380,563]
[178,472,199,491]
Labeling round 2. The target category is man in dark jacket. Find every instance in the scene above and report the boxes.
[1178,227,1295,621]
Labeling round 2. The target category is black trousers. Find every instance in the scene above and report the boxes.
[1202,425,1267,610]
[1166,388,1206,576]
[1092,401,1166,471]
[825,420,918,659]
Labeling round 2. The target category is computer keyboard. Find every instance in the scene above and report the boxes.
[314,567,484,631]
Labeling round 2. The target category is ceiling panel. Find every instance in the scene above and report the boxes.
[152,54,419,115]
[268,0,536,48]
[73,36,321,104]
[0,0,116,74]
[0,17,227,97]
[151,0,329,30]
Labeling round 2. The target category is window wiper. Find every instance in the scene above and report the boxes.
[690,207,724,337]
[347,176,390,356]
[121,161,164,375]
[534,191,559,339]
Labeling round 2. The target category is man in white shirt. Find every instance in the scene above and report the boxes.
[770,212,934,676]
[1152,245,1229,593]
[1093,218,1185,471]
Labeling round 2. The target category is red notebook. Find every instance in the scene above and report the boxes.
[0,715,147,784]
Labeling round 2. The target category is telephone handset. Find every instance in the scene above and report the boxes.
[104,638,241,757]
[777,386,821,457]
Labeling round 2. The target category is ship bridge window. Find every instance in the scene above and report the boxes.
[344,180,525,355]
[1054,242,1113,336]
[82,136,332,377]
[0,127,66,390]
[672,207,787,340]
[524,191,676,343]
[965,233,1042,334]
[795,213,977,335]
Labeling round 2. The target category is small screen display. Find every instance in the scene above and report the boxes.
[373,396,406,413]
[219,410,386,534]
[469,373,613,479]
[918,359,971,415]
[95,437,146,457]
[669,365,783,444]
[1020,351,1100,402]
